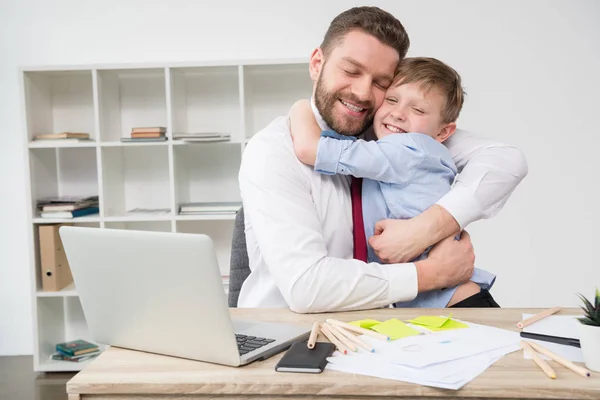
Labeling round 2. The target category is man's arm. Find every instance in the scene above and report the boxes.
[239,130,473,313]
[369,129,528,263]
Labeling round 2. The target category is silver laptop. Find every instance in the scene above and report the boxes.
[59,226,310,367]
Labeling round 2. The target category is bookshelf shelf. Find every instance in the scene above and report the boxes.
[22,59,310,372]
[174,214,237,221]
[37,357,97,372]
[36,283,78,298]
[32,216,101,224]
[28,141,97,149]
[100,141,169,147]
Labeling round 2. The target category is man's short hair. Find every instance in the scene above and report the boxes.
[394,57,465,123]
[321,7,410,59]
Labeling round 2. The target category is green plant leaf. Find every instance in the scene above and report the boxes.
[578,291,600,325]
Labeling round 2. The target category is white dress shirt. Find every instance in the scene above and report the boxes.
[237,105,528,313]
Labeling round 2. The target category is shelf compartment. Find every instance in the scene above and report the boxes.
[23,70,95,143]
[101,145,171,217]
[176,220,234,277]
[33,221,100,294]
[170,66,241,142]
[35,297,104,372]
[97,68,167,142]
[28,147,99,218]
[173,142,242,209]
[243,63,311,138]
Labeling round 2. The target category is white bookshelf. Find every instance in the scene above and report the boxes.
[21,59,312,372]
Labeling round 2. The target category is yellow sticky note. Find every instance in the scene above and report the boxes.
[408,315,468,331]
[370,319,421,340]
[349,319,382,329]
[409,315,451,328]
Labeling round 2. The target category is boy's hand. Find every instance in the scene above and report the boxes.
[289,99,321,166]
[368,204,461,263]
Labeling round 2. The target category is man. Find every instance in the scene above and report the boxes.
[237,7,528,313]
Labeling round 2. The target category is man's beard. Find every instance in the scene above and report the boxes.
[314,72,375,137]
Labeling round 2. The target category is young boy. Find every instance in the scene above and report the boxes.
[289,57,496,308]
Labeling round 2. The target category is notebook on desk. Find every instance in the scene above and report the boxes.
[59,226,310,367]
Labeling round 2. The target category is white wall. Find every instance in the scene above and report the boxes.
[1,0,598,355]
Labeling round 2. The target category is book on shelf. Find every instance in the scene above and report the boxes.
[40,207,99,219]
[131,126,166,133]
[130,132,166,138]
[173,132,231,143]
[51,350,100,362]
[37,195,98,206]
[41,200,98,212]
[33,132,90,140]
[55,339,99,357]
[126,208,171,215]
[37,196,99,218]
[179,201,242,214]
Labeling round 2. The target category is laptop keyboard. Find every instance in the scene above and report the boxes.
[236,334,276,355]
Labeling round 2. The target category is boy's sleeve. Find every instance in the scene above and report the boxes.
[315,133,428,185]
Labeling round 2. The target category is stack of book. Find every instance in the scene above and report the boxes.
[51,339,100,363]
[121,127,167,142]
[179,201,242,215]
[32,132,91,144]
[37,195,99,219]
[173,132,230,143]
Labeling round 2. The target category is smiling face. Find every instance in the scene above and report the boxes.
[374,81,454,143]
[310,30,399,136]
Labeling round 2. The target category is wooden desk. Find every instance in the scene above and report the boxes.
[67,308,600,400]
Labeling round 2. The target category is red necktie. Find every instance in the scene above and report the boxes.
[351,177,368,262]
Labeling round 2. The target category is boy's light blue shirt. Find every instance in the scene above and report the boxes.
[315,131,496,308]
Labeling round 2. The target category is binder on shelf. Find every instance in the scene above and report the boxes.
[39,224,74,291]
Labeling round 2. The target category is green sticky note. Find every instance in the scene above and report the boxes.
[370,319,421,340]
[349,319,382,329]
[408,315,469,331]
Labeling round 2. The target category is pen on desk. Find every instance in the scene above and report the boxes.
[527,340,591,378]
[320,323,349,355]
[331,324,375,353]
[326,323,358,352]
[517,307,561,329]
[521,340,556,379]
[326,318,390,341]
[307,321,320,349]
[519,331,581,348]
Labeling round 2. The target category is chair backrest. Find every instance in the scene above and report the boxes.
[228,207,251,307]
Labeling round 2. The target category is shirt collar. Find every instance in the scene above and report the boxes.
[310,97,331,131]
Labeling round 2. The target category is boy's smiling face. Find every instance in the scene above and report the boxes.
[374,81,454,143]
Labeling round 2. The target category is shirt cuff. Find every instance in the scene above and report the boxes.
[436,184,484,229]
[320,130,357,141]
[315,137,345,175]
[385,262,418,303]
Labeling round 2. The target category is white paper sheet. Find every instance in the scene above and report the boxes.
[325,321,521,390]
[522,314,584,362]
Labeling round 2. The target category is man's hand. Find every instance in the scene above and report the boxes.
[415,232,475,292]
[368,204,461,263]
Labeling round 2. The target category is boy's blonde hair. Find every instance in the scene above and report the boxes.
[393,57,465,123]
